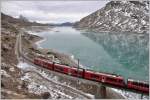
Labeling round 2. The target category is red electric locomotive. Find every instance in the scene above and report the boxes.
[84,70,125,87]
[127,79,149,93]
[101,73,125,87]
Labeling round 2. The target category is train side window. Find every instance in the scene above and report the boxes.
[132,82,138,86]
[139,83,149,88]
[56,66,64,71]
[44,62,47,67]
[73,70,77,74]
[118,79,123,83]
[145,84,149,88]
[106,77,117,82]
[91,74,99,79]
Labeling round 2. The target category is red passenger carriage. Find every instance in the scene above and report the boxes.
[127,79,149,93]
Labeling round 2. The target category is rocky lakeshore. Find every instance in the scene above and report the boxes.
[1,18,43,99]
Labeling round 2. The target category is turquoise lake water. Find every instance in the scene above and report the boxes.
[35,26,149,81]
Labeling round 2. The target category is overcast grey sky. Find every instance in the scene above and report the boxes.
[1,1,108,23]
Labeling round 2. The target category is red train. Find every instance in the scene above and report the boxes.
[127,79,149,93]
[34,58,149,94]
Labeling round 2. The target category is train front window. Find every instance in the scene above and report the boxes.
[145,84,149,88]
[133,82,138,86]
[139,83,149,88]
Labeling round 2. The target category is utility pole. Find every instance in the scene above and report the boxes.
[141,94,143,99]
[77,59,80,84]
[77,59,79,77]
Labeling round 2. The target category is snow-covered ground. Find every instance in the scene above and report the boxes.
[17,61,94,99]
[112,88,149,99]
[1,69,11,78]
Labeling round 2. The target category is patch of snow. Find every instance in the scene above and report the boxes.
[85,93,95,99]
[52,89,73,99]
[21,73,31,81]
[121,1,128,4]
[113,18,120,26]
[26,31,36,35]
[111,88,149,99]
[141,20,146,25]
[122,19,129,24]
[111,88,126,98]
[53,58,61,64]
[17,61,35,70]
[38,70,59,82]
[105,10,110,15]
[27,81,73,99]
[17,85,22,90]
[53,76,59,82]
[114,8,120,12]
[9,67,15,72]
[35,38,46,49]
[124,12,132,17]
[97,22,102,25]
[28,82,48,94]
[1,69,11,77]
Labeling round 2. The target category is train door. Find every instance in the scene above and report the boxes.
[45,62,48,68]
[68,67,72,76]
[34,59,38,65]
[102,76,106,82]
[82,69,85,78]
[39,60,42,66]
[40,60,44,67]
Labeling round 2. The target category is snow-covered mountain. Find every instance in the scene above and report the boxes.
[75,1,149,34]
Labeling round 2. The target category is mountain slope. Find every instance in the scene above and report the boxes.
[1,13,49,27]
[1,13,45,99]
[75,1,149,33]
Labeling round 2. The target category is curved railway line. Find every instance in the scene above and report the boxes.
[16,30,94,99]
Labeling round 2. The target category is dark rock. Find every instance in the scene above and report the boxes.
[41,92,51,99]
[1,82,5,87]
[56,95,61,99]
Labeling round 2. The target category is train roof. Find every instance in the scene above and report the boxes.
[128,79,149,84]
[36,58,52,63]
[86,70,123,78]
